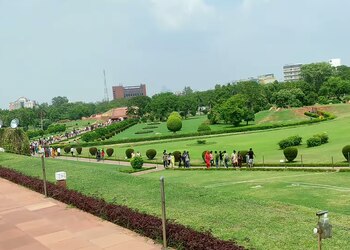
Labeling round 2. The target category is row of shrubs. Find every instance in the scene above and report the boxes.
[27,124,67,139]
[135,130,153,134]
[70,116,333,148]
[304,110,335,119]
[306,133,329,147]
[0,167,244,250]
[278,135,302,149]
[278,133,329,149]
[81,119,137,142]
[282,144,350,163]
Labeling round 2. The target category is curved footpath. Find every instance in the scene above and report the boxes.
[0,178,162,250]
[51,155,348,175]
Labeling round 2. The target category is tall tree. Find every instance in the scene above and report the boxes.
[51,96,69,107]
[300,63,334,91]
[127,96,151,118]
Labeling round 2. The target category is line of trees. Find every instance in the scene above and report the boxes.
[1,63,350,131]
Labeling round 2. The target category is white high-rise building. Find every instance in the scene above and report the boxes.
[329,58,341,67]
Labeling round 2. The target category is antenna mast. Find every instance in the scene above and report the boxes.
[103,69,109,102]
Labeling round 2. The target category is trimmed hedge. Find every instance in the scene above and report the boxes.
[125,148,135,159]
[283,147,298,162]
[142,126,158,129]
[197,139,206,144]
[76,147,82,155]
[0,167,245,250]
[70,115,334,148]
[307,133,329,148]
[167,115,182,133]
[81,119,137,142]
[135,130,153,134]
[240,150,248,163]
[130,156,144,169]
[106,148,114,157]
[89,147,97,156]
[173,151,181,162]
[197,123,211,132]
[342,145,350,161]
[64,146,71,154]
[278,135,302,149]
[146,149,157,160]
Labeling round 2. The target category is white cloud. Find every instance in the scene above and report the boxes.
[150,0,215,30]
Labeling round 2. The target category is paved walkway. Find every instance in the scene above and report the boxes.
[50,156,166,176]
[0,178,162,250]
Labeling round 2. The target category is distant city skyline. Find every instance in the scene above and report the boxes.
[1,0,349,109]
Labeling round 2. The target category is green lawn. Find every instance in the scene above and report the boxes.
[107,116,208,140]
[77,110,350,165]
[1,153,349,249]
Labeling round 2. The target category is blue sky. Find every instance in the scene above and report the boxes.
[1,0,349,109]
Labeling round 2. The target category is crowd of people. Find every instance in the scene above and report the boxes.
[204,148,255,169]
[29,119,117,152]
[162,150,191,168]
[161,148,255,169]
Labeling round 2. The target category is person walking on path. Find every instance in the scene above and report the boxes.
[223,151,229,168]
[185,151,191,168]
[101,149,105,161]
[215,151,219,168]
[205,151,211,169]
[231,150,237,168]
[248,148,256,168]
[170,153,175,168]
[219,151,223,167]
[237,151,243,168]
[162,150,168,168]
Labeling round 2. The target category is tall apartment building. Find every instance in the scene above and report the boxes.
[283,64,303,82]
[9,97,37,111]
[112,84,147,100]
[283,58,342,82]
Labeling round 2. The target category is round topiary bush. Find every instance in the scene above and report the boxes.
[125,148,135,159]
[169,111,182,120]
[146,149,157,160]
[166,115,182,133]
[130,156,143,169]
[201,150,208,162]
[76,147,82,155]
[240,150,248,163]
[173,151,181,162]
[64,146,71,154]
[306,136,322,147]
[283,147,298,162]
[89,147,97,156]
[197,123,211,132]
[342,145,350,161]
[106,148,114,157]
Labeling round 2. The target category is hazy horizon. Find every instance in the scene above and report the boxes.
[1,0,349,109]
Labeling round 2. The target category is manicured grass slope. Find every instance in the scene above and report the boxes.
[108,116,208,140]
[0,153,349,249]
[92,104,350,164]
